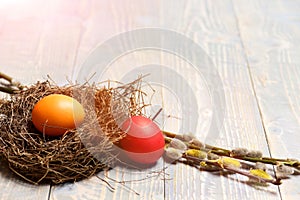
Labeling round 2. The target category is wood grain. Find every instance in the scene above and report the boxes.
[0,159,50,200]
[51,1,166,199]
[160,0,280,199]
[0,1,83,200]
[1,0,299,199]
[233,0,300,199]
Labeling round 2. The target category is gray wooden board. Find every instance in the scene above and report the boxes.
[0,0,299,199]
[160,0,280,199]
[233,0,300,199]
[0,159,50,200]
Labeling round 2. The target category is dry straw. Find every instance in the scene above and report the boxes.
[0,78,145,184]
[2,73,299,187]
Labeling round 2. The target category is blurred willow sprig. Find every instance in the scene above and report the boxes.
[0,72,23,94]
[163,131,300,185]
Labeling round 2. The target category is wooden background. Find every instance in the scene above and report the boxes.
[1,0,300,199]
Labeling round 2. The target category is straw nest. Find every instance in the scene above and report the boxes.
[0,79,145,184]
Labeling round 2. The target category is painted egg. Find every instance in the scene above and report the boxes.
[119,116,165,164]
[31,94,85,136]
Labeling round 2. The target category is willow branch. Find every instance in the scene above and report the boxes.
[182,154,282,185]
[163,131,300,169]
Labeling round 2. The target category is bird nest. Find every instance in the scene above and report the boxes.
[0,79,145,184]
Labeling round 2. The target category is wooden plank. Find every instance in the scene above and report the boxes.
[233,0,300,199]
[0,0,84,85]
[50,163,166,200]
[0,159,50,200]
[0,1,84,200]
[2,0,297,199]
[51,1,166,200]
[52,0,280,200]
[160,0,281,199]
[0,2,51,200]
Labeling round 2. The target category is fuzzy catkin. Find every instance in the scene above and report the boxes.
[165,147,182,160]
[169,138,188,151]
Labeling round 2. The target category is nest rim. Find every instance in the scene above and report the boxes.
[0,79,145,184]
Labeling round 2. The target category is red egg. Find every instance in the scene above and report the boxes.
[119,116,165,164]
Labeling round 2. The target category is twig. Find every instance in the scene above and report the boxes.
[0,86,15,94]
[0,72,23,94]
[0,72,13,83]
[181,154,282,185]
[163,131,300,169]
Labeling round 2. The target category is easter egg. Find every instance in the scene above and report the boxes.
[119,116,165,164]
[32,94,85,136]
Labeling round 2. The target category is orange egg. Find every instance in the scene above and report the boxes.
[31,94,85,137]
